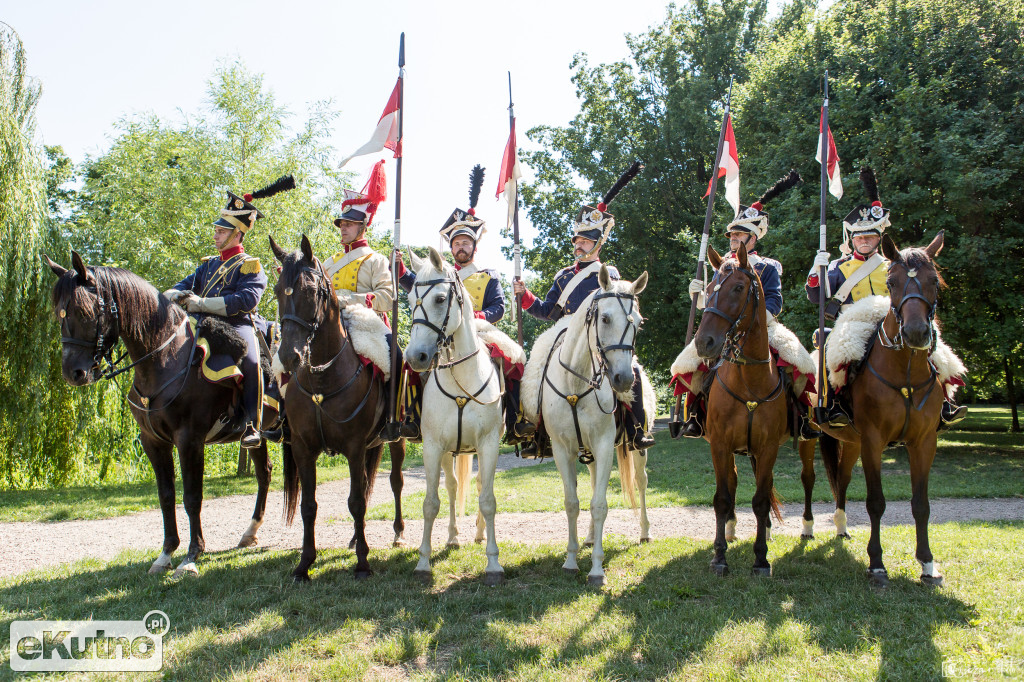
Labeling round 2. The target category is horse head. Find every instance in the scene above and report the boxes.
[588,264,647,393]
[881,230,945,350]
[270,234,335,372]
[694,243,760,361]
[406,246,471,372]
[44,251,113,386]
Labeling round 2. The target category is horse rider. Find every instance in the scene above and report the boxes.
[394,165,536,444]
[513,167,654,455]
[164,179,293,448]
[678,170,818,440]
[805,167,967,427]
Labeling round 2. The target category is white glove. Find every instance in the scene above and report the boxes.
[185,296,227,316]
[336,289,356,307]
[179,292,201,310]
[164,289,188,305]
[688,279,704,297]
[813,251,831,268]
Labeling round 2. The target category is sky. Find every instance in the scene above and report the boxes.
[4,0,676,272]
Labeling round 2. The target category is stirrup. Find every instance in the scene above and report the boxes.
[827,404,851,428]
[680,414,704,439]
[939,402,967,428]
[512,419,536,438]
[240,423,263,449]
[798,415,821,441]
[399,418,421,443]
[631,432,655,450]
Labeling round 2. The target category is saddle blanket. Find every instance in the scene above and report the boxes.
[475,320,526,380]
[521,315,655,429]
[825,295,966,394]
[670,317,818,404]
[189,318,281,415]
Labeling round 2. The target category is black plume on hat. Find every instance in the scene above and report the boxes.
[249,175,296,201]
[757,169,802,206]
[860,167,880,204]
[467,165,485,214]
[599,160,644,210]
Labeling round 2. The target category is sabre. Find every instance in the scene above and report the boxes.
[814,72,830,425]
[387,33,406,436]
[508,71,524,346]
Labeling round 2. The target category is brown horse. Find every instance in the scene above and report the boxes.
[44,252,276,577]
[815,231,947,588]
[270,234,406,582]
[694,243,785,577]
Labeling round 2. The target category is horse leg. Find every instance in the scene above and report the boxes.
[860,438,889,587]
[474,457,486,544]
[633,449,650,543]
[584,461,597,547]
[291,443,319,583]
[835,441,860,539]
[238,442,272,548]
[552,445,581,574]
[587,445,615,587]
[478,436,504,585]
[143,437,178,574]
[750,451,779,577]
[173,438,206,578]
[347,445,373,579]
[725,459,738,542]
[907,433,943,586]
[798,439,816,539]
[389,440,406,547]
[414,443,443,578]
[710,447,734,576]
[440,452,460,548]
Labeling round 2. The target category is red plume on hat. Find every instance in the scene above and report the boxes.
[342,160,388,224]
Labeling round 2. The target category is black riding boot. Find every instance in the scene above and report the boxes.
[399,375,423,442]
[504,377,536,443]
[797,410,821,440]
[824,382,851,428]
[680,395,705,438]
[624,367,654,450]
[939,400,967,428]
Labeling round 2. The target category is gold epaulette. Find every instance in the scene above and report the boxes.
[240,256,262,275]
[201,255,215,262]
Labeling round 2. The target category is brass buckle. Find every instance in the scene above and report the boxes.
[900,387,910,398]
[746,400,758,412]
[566,394,579,407]
[312,394,324,405]
[455,396,469,408]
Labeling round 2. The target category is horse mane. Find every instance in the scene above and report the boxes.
[52,266,181,344]
[279,250,340,317]
[899,247,946,288]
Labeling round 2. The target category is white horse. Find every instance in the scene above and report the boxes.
[406,247,512,585]
[522,265,651,586]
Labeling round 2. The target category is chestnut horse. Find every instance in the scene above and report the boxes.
[816,232,947,588]
[45,252,277,577]
[270,235,406,582]
[693,243,785,577]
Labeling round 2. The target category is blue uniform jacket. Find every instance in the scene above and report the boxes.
[400,266,506,324]
[525,261,620,322]
[742,253,783,318]
[172,253,267,324]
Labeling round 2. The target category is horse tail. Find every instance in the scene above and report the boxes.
[819,433,842,502]
[455,454,473,516]
[617,441,638,510]
[364,443,385,502]
[282,439,299,526]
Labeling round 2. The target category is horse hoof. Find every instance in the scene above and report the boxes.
[921,573,944,587]
[587,574,605,587]
[292,572,311,584]
[474,537,485,545]
[639,537,650,544]
[800,533,814,540]
[751,565,772,578]
[838,533,852,540]
[171,562,198,579]
[392,539,406,548]
[867,569,889,588]
[148,562,172,575]
[413,570,432,585]
[354,569,374,581]
[562,567,579,576]
[483,571,505,587]
[446,539,461,549]
[236,535,258,549]
[710,563,729,577]
[583,540,594,548]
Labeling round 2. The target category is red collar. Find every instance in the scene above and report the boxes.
[219,245,244,260]
[853,251,871,261]
[343,239,369,253]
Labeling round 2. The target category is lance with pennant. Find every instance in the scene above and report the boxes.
[814,71,830,425]
[386,33,406,440]
[508,72,524,346]
[671,75,734,432]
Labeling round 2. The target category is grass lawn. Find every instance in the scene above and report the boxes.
[1,522,1022,680]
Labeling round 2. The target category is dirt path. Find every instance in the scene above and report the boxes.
[1,452,1022,579]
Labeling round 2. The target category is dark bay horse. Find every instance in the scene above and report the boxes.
[816,231,948,588]
[269,234,406,582]
[694,243,786,577]
[45,252,275,577]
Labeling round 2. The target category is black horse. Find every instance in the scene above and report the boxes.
[270,234,406,582]
[45,252,277,577]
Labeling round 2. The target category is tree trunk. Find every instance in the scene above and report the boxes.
[1006,358,1020,433]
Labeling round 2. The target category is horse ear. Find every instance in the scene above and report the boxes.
[71,251,93,284]
[925,230,944,258]
[42,254,67,278]
[882,234,901,262]
[599,264,612,291]
[269,235,288,263]
[428,246,444,272]
[631,271,648,296]
[409,248,424,274]
[736,241,748,268]
[300,234,314,262]
[708,246,722,270]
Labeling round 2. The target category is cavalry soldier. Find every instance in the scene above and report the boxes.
[165,176,295,448]
[513,161,654,454]
[678,170,818,439]
[805,166,966,427]
[394,165,534,443]
[323,160,395,324]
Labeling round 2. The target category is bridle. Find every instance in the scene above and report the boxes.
[878,262,938,352]
[701,263,769,366]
